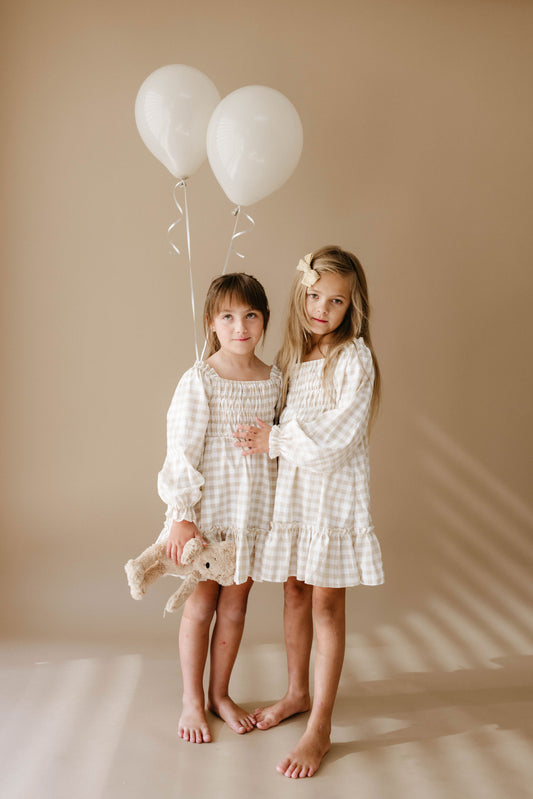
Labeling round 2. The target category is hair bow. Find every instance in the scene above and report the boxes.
[296,253,319,287]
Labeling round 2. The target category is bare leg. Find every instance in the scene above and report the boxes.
[207,578,256,734]
[255,577,313,730]
[277,587,345,778]
[178,579,220,743]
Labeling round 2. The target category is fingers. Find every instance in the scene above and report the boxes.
[233,439,257,456]
[234,424,255,434]
[166,540,182,565]
[233,428,256,452]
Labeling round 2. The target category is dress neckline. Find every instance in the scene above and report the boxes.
[200,361,280,384]
[298,358,324,366]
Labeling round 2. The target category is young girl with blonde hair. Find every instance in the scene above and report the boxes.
[158,272,281,743]
[234,246,384,777]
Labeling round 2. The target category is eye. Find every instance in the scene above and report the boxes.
[246,312,258,319]
[332,298,344,305]
[222,314,232,320]
[307,293,318,300]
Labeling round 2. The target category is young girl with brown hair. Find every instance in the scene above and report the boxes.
[158,272,281,743]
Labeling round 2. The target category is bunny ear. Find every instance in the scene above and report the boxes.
[181,537,204,564]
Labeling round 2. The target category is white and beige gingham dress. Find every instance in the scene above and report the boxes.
[157,361,282,584]
[253,338,384,588]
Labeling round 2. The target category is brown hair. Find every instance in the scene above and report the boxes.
[203,272,270,357]
[276,246,381,427]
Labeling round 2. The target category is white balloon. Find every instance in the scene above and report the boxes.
[207,86,303,206]
[135,65,220,179]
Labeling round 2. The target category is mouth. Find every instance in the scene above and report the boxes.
[312,318,328,324]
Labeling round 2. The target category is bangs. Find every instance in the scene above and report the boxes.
[211,274,269,320]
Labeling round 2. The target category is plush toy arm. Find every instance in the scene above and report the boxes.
[164,573,199,614]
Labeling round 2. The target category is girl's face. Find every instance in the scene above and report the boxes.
[305,272,352,341]
[210,298,264,356]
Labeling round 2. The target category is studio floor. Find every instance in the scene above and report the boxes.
[1,635,532,799]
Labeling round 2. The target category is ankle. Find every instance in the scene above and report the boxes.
[306,716,332,738]
[207,689,230,706]
[182,691,205,710]
[287,686,311,703]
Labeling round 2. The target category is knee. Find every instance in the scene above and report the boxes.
[217,582,252,625]
[284,577,312,609]
[217,601,247,626]
[183,586,218,624]
[312,588,345,624]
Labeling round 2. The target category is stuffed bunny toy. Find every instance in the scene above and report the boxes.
[125,537,236,614]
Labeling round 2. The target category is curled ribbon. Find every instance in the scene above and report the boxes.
[297,253,319,287]
[221,206,256,275]
[199,205,256,360]
[168,179,199,360]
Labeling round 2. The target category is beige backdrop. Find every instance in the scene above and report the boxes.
[1,0,532,660]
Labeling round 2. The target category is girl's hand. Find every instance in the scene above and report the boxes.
[233,417,272,456]
[167,520,206,565]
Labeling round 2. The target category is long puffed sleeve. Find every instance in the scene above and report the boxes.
[269,340,374,474]
[157,365,210,526]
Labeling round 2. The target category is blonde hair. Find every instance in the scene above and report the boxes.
[276,245,381,426]
[203,272,270,358]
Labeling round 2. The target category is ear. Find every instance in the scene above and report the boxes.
[181,537,204,564]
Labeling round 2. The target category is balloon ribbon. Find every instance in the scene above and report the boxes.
[221,206,255,275]
[199,206,255,360]
[168,180,199,360]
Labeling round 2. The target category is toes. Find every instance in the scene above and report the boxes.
[291,763,308,779]
[288,762,300,779]
[178,725,211,743]
[276,757,291,775]
[256,713,274,730]
[234,716,254,734]
[277,757,312,779]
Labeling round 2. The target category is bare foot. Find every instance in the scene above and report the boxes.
[276,726,331,778]
[208,695,256,735]
[178,700,212,743]
[254,692,310,730]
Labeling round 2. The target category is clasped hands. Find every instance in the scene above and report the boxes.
[233,417,272,456]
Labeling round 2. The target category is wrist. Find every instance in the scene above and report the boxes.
[268,424,281,458]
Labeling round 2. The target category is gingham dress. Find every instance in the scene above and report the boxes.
[157,361,282,584]
[253,338,384,588]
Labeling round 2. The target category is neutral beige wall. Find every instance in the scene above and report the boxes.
[1,0,532,654]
